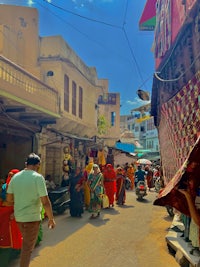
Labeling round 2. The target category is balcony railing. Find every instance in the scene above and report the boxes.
[0,55,60,117]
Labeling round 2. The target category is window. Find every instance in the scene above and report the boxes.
[72,81,76,116]
[147,140,154,149]
[64,75,69,112]
[111,111,116,126]
[147,118,155,130]
[141,126,145,132]
[79,86,83,119]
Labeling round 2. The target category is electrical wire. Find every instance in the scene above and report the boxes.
[123,0,149,90]
[138,74,154,90]
[40,0,150,91]
[0,1,153,115]
[42,0,121,29]
[154,50,200,82]
[122,28,145,85]
[35,0,134,66]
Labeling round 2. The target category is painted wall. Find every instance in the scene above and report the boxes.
[154,0,196,69]
[0,5,40,77]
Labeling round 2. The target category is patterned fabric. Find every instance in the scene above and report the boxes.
[154,136,200,216]
[88,171,103,214]
[159,71,200,182]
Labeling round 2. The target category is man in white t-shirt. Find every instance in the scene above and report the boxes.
[7,153,56,267]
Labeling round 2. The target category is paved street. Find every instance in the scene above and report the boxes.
[9,190,179,267]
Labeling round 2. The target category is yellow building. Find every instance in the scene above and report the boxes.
[0,5,120,181]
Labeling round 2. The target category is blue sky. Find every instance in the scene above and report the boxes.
[1,0,154,115]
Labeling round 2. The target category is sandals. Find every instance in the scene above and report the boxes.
[89,212,100,219]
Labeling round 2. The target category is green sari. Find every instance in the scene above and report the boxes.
[88,172,103,214]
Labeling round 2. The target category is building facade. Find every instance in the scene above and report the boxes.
[0,5,120,181]
[140,0,200,259]
[120,105,160,160]
[140,0,199,181]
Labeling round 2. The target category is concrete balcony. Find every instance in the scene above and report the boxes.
[0,55,60,129]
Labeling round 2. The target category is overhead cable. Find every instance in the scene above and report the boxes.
[42,0,121,29]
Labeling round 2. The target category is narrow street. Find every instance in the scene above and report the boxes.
[9,190,179,267]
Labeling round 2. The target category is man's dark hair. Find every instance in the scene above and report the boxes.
[26,153,41,166]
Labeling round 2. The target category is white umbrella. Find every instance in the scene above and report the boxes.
[136,158,152,165]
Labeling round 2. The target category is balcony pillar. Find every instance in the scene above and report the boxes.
[34,129,48,176]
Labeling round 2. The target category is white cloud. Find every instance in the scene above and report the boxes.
[27,0,34,5]
[72,0,114,7]
[126,97,150,107]
[126,100,137,106]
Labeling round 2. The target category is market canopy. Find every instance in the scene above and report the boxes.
[115,142,135,153]
[139,0,156,31]
[154,136,200,216]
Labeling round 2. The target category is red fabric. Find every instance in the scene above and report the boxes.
[103,164,116,205]
[116,174,126,204]
[10,219,23,249]
[103,164,116,180]
[154,137,200,216]
[139,0,156,24]
[146,170,153,189]
[6,169,20,188]
[0,206,22,248]
[0,169,22,249]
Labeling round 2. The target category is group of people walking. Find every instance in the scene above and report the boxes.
[68,162,139,220]
[68,161,163,221]
[0,152,161,267]
[68,163,117,220]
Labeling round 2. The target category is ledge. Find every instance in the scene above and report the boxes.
[166,214,200,267]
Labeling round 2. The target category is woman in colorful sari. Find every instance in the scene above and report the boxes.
[88,164,104,219]
[145,165,154,191]
[116,167,126,205]
[126,164,135,190]
[69,167,84,217]
[0,169,22,267]
[103,164,116,208]
[83,162,93,210]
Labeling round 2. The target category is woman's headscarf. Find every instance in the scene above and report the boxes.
[116,167,124,175]
[91,164,101,174]
[85,162,93,174]
[103,164,116,179]
[6,169,20,186]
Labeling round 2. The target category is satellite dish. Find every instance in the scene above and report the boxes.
[137,89,150,101]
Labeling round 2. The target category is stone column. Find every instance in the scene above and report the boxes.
[34,128,48,176]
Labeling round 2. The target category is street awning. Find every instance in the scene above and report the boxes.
[139,0,156,31]
[115,142,135,153]
[154,136,200,216]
